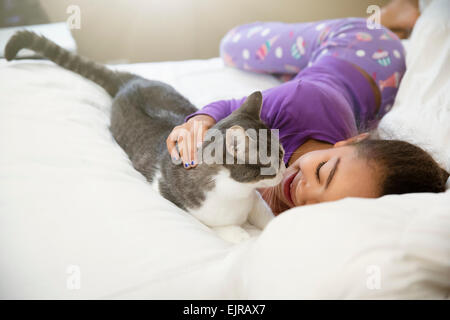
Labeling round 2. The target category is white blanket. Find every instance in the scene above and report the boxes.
[0,0,449,299]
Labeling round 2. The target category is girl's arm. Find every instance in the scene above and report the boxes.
[184,97,246,124]
[185,79,300,127]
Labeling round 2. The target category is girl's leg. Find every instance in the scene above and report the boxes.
[220,18,406,117]
[308,18,406,117]
[220,21,334,75]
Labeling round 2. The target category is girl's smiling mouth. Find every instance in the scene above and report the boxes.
[283,171,297,206]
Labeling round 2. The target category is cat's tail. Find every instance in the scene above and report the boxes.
[4,30,134,96]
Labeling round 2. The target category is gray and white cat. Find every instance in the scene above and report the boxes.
[5,31,285,242]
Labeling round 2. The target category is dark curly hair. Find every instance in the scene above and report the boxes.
[355,139,449,195]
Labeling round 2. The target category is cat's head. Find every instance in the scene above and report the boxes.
[200,91,285,188]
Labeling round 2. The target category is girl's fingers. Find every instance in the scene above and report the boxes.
[193,123,211,168]
[179,132,191,169]
[167,122,211,169]
[188,130,196,168]
[199,124,208,147]
[191,122,204,168]
[166,130,180,161]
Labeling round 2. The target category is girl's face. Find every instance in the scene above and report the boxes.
[278,145,381,209]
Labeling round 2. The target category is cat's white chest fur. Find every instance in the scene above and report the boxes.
[187,168,282,243]
[188,169,256,227]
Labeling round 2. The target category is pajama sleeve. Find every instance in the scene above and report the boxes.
[184,97,246,124]
[184,79,300,128]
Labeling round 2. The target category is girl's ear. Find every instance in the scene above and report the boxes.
[334,132,370,148]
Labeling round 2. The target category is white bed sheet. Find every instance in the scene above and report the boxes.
[0,57,280,299]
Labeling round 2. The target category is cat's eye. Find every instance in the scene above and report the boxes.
[316,161,327,183]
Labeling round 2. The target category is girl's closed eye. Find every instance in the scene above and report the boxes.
[316,161,327,183]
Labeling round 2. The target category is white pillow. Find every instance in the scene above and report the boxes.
[237,0,450,299]
[377,0,450,172]
[239,193,450,299]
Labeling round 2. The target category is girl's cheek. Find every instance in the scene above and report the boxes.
[295,180,310,206]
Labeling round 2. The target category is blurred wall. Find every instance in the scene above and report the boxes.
[39,0,389,64]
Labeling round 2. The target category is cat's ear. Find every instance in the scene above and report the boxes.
[239,91,263,119]
[225,125,247,162]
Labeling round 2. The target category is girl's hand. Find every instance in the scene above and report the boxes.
[166,114,216,169]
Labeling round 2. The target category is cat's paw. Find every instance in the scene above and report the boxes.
[212,225,251,244]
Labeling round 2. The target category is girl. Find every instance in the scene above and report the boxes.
[167,16,448,214]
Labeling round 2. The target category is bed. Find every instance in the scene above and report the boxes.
[0,0,449,299]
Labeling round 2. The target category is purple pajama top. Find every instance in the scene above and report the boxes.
[186,56,376,164]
